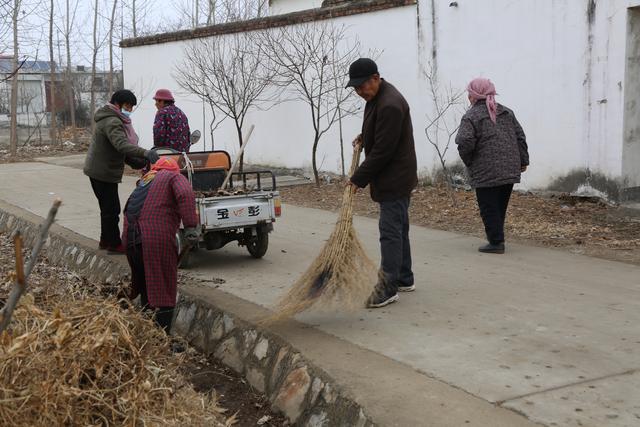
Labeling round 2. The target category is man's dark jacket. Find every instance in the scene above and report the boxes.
[350,80,418,202]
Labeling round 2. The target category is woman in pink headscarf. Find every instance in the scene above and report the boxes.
[122,156,199,332]
[455,78,530,254]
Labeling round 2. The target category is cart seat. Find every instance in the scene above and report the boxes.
[162,151,231,192]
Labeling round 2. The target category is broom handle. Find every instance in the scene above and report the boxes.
[221,124,255,190]
[348,134,363,176]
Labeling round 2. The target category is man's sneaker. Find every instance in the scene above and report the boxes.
[478,243,505,254]
[397,284,416,292]
[367,288,399,308]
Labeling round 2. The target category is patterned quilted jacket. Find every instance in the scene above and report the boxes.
[153,104,191,152]
[455,101,529,188]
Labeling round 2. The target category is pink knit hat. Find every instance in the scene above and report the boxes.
[153,89,175,102]
[467,78,497,123]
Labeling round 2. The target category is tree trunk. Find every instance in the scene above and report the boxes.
[65,0,76,143]
[132,0,137,37]
[108,0,118,94]
[49,0,57,145]
[90,0,99,136]
[312,133,320,186]
[195,0,199,27]
[9,0,19,158]
[235,123,244,173]
[207,0,215,25]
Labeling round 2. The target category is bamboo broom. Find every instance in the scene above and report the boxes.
[266,137,378,322]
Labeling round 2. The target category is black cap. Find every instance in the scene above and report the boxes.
[346,58,378,88]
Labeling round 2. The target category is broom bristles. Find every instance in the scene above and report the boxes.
[264,141,378,323]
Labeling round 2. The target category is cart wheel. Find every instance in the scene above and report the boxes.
[176,231,191,269]
[246,229,269,259]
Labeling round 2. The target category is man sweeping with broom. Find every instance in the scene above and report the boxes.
[346,58,418,308]
[268,59,417,321]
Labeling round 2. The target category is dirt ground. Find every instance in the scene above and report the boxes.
[0,232,288,426]
[279,180,640,265]
[0,128,90,164]
[3,138,639,266]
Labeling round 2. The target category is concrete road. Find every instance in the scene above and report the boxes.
[0,159,639,427]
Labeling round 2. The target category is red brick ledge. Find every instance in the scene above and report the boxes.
[120,0,417,48]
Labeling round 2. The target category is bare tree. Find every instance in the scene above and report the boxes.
[424,64,464,204]
[63,0,79,143]
[172,0,268,29]
[108,0,118,94]
[9,0,20,157]
[131,0,136,36]
[260,22,361,185]
[174,32,276,172]
[0,2,12,54]
[48,0,57,144]
[217,0,267,22]
[122,0,153,37]
[89,0,99,135]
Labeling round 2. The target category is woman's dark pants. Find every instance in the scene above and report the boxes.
[475,184,514,245]
[126,238,174,333]
[89,178,122,247]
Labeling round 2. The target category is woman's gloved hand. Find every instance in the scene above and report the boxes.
[144,150,160,164]
[183,227,200,246]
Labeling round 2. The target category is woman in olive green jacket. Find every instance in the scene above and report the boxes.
[83,89,159,253]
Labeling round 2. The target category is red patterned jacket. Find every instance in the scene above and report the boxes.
[122,170,198,307]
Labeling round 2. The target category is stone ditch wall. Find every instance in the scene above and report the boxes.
[0,203,374,426]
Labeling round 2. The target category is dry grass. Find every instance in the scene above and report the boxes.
[0,298,226,427]
[0,234,229,427]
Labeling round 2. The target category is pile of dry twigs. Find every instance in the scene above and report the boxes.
[0,200,228,426]
[269,142,377,322]
[0,297,226,426]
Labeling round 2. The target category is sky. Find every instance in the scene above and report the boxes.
[5,0,198,71]
[5,0,268,71]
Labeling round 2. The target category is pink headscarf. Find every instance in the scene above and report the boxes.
[151,157,180,173]
[467,78,498,124]
[107,103,139,146]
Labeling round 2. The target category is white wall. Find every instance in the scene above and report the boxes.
[269,0,321,15]
[123,0,640,191]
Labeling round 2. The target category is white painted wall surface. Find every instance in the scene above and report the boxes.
[269,0,322,15]
[123,0,640,190]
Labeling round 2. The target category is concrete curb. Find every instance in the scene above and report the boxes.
[0,200,373,427]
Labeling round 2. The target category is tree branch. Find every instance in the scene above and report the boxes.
[0,198,62,332]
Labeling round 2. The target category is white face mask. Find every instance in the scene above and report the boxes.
[121,108,132,118]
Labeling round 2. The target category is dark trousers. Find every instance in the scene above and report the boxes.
[475,184,514,245]
[89,178,121,247]
[126,239,174,333]
[379,197,414,291]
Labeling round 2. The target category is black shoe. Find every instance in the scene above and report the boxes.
[478,243,505,254]
[366,288,399,308]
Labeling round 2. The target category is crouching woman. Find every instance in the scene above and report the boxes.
[123,157,200,332]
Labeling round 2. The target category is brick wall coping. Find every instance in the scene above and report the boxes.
[120,0,417,48]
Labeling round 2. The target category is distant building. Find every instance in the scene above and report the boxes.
[0,55,122,128]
